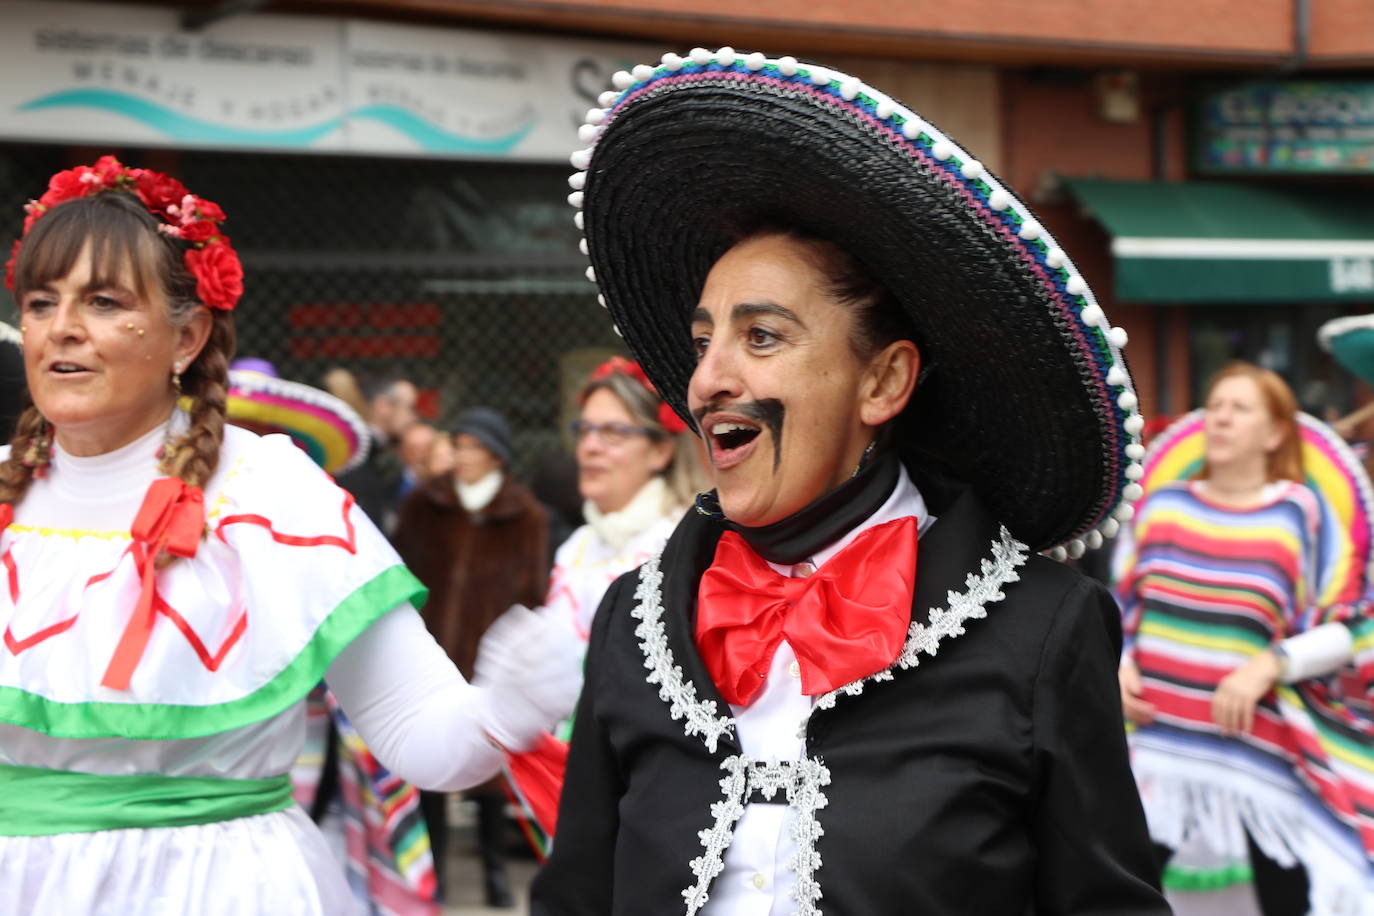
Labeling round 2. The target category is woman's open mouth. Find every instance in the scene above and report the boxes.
[48,361,91,377]
[708,420,761,470]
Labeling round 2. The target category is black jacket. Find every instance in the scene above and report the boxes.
[531,473,1167,915]
[335,432,402,534]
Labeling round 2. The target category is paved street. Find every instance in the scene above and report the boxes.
[440,800,537,916]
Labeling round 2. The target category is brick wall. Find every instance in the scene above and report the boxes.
[997,69,1193,418]
[282,0,1374,66]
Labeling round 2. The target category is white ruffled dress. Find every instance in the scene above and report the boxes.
[0,422,441,915]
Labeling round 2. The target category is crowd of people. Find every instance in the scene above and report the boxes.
[1,47,1373,916]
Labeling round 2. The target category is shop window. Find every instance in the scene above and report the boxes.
[1189,304,1355,422]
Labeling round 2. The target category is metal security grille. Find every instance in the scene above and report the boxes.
[0,142,625,476]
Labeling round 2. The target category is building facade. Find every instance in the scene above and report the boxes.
[2,0,1372,454]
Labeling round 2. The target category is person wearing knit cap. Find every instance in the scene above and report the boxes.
[393,406,549,907]
[452,406,515,470]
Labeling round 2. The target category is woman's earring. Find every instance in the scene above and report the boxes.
[171,362,183,393]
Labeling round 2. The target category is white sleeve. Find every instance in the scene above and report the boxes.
[1278,621,1356,684]
[326,604,505,792]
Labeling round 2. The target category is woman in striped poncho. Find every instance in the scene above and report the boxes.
[1116,362,1374,916]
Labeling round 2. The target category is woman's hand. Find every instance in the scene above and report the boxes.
[473,604,581,751]
[1119,658,1156,725]
[1211,650,1281,737]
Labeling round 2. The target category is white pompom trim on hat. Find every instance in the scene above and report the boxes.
[575,47,1147,556]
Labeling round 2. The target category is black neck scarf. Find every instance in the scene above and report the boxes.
[695,448,901,565]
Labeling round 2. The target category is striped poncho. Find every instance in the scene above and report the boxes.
[1114,480,1374,913]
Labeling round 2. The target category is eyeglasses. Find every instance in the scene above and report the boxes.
[569,419,655,445]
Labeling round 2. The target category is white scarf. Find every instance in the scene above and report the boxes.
[583,476,673,552]
[456,469,503,513]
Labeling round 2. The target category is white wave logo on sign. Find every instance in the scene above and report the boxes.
[0,0,655,161]
[0,0,348,150]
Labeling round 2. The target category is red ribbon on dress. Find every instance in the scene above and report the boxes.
[99,477,204,691]
[0,503,15,608]
[695,516,917,706]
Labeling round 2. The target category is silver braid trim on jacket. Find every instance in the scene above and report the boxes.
[632,553,735,753]
[801,526,1028,730]
[684,756,833,916]
[635,526,1027,914]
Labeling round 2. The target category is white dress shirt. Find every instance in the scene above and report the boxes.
[702,466,933,914]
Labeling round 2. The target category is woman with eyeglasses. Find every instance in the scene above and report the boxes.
[545,358,708,664]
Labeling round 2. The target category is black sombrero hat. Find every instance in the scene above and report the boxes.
[569,47,1145,555]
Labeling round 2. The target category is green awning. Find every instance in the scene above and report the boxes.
[1064,179,1374,303]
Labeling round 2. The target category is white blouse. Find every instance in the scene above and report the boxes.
[703,468,932,916]
[0,418,525,915]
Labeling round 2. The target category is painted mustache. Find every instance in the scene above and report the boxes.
[693,398,786,471]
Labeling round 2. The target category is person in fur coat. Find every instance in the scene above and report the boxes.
[394,406,548,908]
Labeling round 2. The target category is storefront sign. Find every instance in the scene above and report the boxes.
[1332,258,1374,295]
[0,0,654,161]
[1198,81,1374,174]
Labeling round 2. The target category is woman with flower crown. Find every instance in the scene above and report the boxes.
[0,156,579,915]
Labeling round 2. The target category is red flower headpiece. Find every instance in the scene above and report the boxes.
[587,355,689,435]
[5,155,243,311]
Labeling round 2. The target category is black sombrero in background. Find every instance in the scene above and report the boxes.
[568,47,1146,556]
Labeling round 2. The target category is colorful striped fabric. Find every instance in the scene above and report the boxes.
[1137,411,1374,611]
[1115,480,1374,906]
[290,688,438,916]
[331,702,439,916]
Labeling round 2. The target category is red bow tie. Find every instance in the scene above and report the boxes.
[695,516,917,706]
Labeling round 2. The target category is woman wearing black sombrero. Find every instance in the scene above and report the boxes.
[531,48,1168,915]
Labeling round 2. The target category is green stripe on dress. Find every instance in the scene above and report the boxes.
[0,564,425,741]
